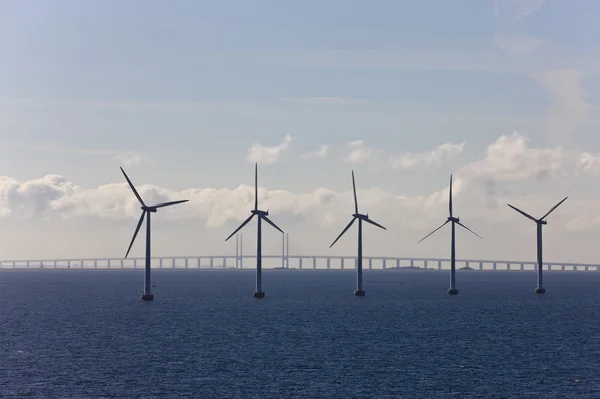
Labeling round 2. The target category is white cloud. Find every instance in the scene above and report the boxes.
[0,175,76,219]
[459,132,566,183]
[448,132,573,210]
[389,143,465,170]
[532,70,591,141]
[345,140,375,164]
[247,135,293,165]
[578,152,600,175]
[1,132,598,230]
[301,145,328,159]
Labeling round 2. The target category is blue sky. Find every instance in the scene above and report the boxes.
[1,0,600,262]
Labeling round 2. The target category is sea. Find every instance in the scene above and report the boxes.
[1,269,599,398]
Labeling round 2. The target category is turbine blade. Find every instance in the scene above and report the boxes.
[254,162,258,211]
[352,170,358,214]
[507,204,537,222]
[152,199,189,209]
[456,221,482,239]
[418,220,450,243]
[449,174,453,217]
[540,196,568,220]
[225,214,255,242]
[330,217,356,248]
[362,216,386,230]
[261,215,283,234]
[120,167,146,207]
[125,211,146,259]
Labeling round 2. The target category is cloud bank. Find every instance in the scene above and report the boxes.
[2,132,599,233]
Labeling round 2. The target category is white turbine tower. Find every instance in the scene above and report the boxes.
[330,170,386,296]
[225,163,284,298]
[418,175,481,295]
[121,167,188,301]
[507,197,568,294]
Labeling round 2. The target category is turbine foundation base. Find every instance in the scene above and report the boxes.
[447,289,459,295]
[535,288,546,294]
[141,293,154,301]
[253,291,265,298]
[354,290,365,296]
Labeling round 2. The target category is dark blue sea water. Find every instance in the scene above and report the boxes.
[1,269,599,398]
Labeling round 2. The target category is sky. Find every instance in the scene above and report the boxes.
[1,0,600,264]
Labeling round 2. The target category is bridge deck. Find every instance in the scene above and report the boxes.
[0,255,598,272]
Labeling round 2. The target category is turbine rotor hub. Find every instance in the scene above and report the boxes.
[142,206,157,213]
[448,216,459,223]
[253,209,268,216]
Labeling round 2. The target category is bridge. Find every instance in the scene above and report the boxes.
[0,254,598,272]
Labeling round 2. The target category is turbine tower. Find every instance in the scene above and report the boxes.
[121,167,188,301]
[507,197,568,294]
[418,175,481,295]
[225,163,284,298]
[330,170,386,296]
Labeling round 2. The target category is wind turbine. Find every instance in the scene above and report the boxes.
[225,163,284,298]
[330,170,386,296]
[418,175,482,295]
[507,197,568,294]
[121,167,188,301]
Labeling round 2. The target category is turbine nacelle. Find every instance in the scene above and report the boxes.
[418,174,482,244]
[507,197,567,226]
[120,167,188,259]
[507,197,568,295]
[224,163,284,243]
[330,171,386,248]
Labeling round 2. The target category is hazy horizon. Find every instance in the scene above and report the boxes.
[2,1,600,263]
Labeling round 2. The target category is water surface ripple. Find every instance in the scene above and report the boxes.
[1,270,599,398]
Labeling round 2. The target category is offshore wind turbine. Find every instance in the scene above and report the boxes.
[121,167,188,301]
[418,175,482,295]
[507,197,568,294]
[225,163,284,298]
[330,170,386,296]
